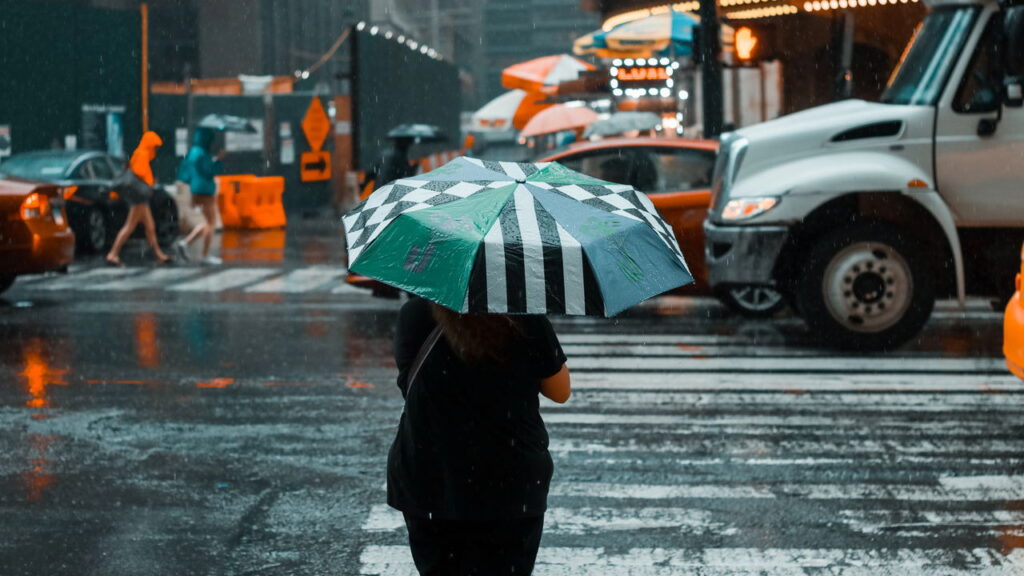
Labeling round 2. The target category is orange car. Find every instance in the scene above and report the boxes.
[1005,243,1024,380]
[544,138,783,315]
[0,178,75,294]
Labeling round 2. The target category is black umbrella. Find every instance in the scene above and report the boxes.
[387,124,446,141]
[197,114,257,133]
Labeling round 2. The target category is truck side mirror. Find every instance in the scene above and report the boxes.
[1005,6,1024,107]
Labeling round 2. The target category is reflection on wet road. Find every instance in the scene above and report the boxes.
[0,226,1020,575]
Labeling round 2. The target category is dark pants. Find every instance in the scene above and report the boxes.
[403,512,544,575]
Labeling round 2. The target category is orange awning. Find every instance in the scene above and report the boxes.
[520,104,599,138]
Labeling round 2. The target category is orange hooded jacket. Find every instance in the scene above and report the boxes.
[129,131,163,187]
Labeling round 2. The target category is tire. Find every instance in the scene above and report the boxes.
[0,275,15,295]
[717,285,786,317]
[77,206,108,254]
[796,222,935,351]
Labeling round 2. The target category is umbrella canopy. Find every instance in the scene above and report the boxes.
[471,90,552,132]
[583,112,662,138]
[520,105,598,138]
[343,157,693,317]
[197,114,256,133]
[502,55,594,93]
[387,124,446,141]
[602,9,698,57]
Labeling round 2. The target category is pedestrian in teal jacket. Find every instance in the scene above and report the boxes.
[182,128,224,265]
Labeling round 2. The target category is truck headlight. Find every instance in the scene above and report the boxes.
[722,197,779,221]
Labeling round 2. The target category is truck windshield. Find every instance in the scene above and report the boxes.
[880,7,978,106]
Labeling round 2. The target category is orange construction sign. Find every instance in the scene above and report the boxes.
[301,98,330,152]
[301,151,331,182]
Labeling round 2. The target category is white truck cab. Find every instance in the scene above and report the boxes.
[704,0,1024,349]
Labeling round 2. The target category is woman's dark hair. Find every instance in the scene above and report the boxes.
[430,303,526,365]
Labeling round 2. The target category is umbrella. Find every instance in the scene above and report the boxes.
[197,114,256,133]
[602,9,698,56]
[387,124,446,141]
[342,157,693,317]
[472,90,552,132]
[502,55,594,94]
[519,104,598,138]
[583,112,662,138]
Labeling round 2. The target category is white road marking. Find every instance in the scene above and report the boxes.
[541,413,1022,430]
[362,504,732,535]
[33,267,139,290]
[244,266,346,293]
[568,372,1024,392]
[167,268,278,292]
[842,508,1024,535]
[359,546,1024,575]
[82,268,203,291]
[331,282,373,295]
[549,437,1024,457]
[549,391,1024,411]
[568,356,1006,373]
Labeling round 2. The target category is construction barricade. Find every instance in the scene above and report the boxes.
[216,175,287,229]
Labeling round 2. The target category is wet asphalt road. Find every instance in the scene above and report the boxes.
[0,223,1021,575]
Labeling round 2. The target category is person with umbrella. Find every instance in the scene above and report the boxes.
[344,158,692,574]
[363,124,446,194]
[105,131,173,267]
[180,126,225,265]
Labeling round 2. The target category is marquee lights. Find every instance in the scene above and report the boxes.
[726,5,798,19]
[803,0,918,11]
[609,62,676,100]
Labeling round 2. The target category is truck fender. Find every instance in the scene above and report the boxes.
[903,189,965,305]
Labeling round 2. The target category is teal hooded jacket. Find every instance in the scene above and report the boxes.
[177,128,222,196]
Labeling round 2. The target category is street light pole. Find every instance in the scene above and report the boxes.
[697,0,724,138]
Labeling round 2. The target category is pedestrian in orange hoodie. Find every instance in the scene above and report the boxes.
[106,131,172,266]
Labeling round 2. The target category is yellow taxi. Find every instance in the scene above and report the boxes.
[1006,243,1024,380]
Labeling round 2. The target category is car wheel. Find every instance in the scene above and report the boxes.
[155,201,179,248]
[796,222,934,351]
[77,206,108,253]
[0,275,15,295]
[717,285,786,317]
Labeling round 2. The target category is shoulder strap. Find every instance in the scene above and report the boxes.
[406,326,442,397]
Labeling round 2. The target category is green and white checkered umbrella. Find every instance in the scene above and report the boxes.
[342,157,692,317]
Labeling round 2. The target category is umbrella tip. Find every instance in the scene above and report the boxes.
[515,177,526,184]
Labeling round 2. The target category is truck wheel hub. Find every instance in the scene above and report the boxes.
[823,242,913,333]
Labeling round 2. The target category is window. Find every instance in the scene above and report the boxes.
[881,7,978,106]
[632,148,716,193]
[87,158,116,180]
[954,17,1002,113]
[557,149,634,186]
[70,160,95,180]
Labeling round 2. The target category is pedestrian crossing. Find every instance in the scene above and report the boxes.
[355,330,1024,575]
[17,265,368,295]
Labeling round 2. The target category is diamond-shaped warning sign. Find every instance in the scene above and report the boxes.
[301,98,330,152]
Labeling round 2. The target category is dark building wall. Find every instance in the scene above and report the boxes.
[0,0,141,154]
[483,0,600,101]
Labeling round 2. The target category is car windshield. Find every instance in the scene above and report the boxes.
[880,7,978,105]
[0,155,71,181]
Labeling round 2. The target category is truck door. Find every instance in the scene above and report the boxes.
[935,11,1024,227]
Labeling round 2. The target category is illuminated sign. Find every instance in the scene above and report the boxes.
[609,58,678,100]
[736,27,758,60]
[615,66,671,82]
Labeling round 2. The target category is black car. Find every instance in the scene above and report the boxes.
[0,150,178,253]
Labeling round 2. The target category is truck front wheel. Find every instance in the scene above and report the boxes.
[796,223,934,351]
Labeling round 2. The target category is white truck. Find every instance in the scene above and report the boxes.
[704,0,1024,349]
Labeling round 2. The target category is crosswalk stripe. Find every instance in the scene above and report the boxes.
[549,437,1024,457]
[563,344,831,357]
[331,282,373,294]
[841,508,1024,535]
[245,266,346,293]
[552,391,1024,410]
[568,372,1024,392]
[362,504,728,535]
[359,546,1024,575]
[550,476,1024,501]
[167,268,279,292]
[568,356,1006,373]
[33,267,139,290]
[541,412,1021,429]
[81,268,203,291]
